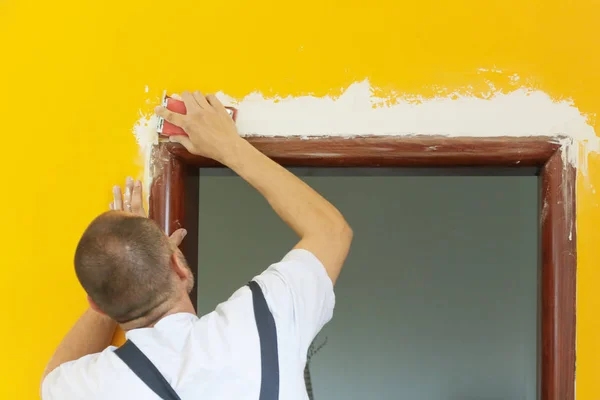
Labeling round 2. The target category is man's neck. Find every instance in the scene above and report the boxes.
[119,295,196,332]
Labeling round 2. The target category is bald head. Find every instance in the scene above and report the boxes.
[74,211,176,323]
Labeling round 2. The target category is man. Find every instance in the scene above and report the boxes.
[41,91,353,399]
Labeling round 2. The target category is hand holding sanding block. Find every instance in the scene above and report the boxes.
[156,91,238,137]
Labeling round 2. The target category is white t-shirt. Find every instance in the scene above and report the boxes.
[42,249,335,400]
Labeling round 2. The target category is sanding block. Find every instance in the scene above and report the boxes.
[156,91,238,137]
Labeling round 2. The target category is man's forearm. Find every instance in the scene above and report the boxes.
[42,308,116,381]
[223,139,352,282]
[155,92,352,282]
[224,140,346,238]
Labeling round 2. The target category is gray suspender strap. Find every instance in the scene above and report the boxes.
[114,340,182,400]
[248,280,280,400]
[114,280,279,400]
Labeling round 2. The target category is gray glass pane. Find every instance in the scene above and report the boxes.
[198,169,538,400]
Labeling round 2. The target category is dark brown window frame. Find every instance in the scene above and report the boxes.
[148,136,576,400]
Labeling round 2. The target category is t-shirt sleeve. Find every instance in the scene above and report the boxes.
[253,248,335,356]
[41,351,111,399]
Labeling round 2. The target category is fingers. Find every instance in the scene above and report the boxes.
[169,228,188,246]
[155,106,186,127]
[111,178,145,215]
[161,91,223,115]
[169,135,194,150]
[192,90,210,109]
[206,94,227,113]
[112,185,123,210]
[181,91,201,112]
[131,179,145,216]
[124,177,134,212]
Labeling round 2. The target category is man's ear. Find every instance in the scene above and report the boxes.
[87,296,106,315]
[170,250,190,280]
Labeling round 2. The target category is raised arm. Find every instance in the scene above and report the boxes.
[156,91,352,284]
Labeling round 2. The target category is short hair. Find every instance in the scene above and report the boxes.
[74,211,175,323]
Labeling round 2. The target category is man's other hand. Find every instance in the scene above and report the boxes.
[109,177,186,246]
[110,177,146,217]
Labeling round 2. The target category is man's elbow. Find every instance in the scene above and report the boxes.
[307,214,353,250]
[340,221,353,245]
[330,218,353,248]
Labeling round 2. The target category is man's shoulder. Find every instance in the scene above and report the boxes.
[252,249,334,305]
[42,347,124,399]
[251,249,336,356]
[192,288,259,345]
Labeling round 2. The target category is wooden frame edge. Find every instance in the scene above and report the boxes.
[149,135,576,400]
[148,143,200,304]
[540,149,577,399]
[167,135,560,167]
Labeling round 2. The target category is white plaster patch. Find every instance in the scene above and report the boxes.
[132,112,159,197]
[216,80,595,140]
[214,79,598,175]
[133,79,599,185]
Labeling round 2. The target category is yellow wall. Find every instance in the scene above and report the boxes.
[1,0,598,397]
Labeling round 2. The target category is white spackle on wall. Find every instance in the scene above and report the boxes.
[214,79,598,174]
[132,113,159,197]
[134,79,598,179]
[217,80,594,139]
